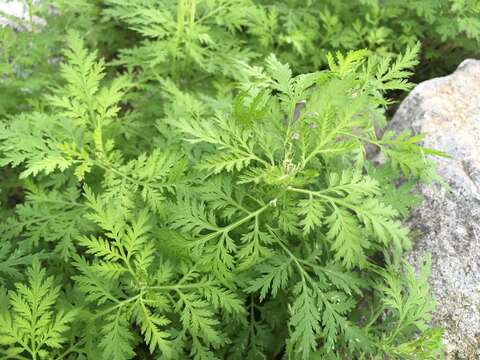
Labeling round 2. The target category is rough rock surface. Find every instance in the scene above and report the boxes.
[390,59,480,359]
[0,1,44,29]
[0,1,27,27]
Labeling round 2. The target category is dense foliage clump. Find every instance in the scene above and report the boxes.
[1,0,474,359]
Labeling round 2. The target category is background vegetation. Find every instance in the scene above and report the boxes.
[0,0,478,359]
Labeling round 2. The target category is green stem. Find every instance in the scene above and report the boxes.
[275,237,346,328]
[28,196,85,208]
[364,306,385,331]
[189,0,196,33]
[196,200,274,246]
[26,0,35,33]
[55,338,86,360]
[147,281,213,291]
[91,159,164,192]
[302,118,349,167]
[92,294,141,320]
[119,246,139,283]
[338,131,381,147]
[8,356,30,360]
[222,201,274,234]
[387,315,406,344]
[287,186,359,212]
[196,3,228,24]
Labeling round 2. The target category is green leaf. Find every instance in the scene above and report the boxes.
[100,312,136,360]
[177,293,223,346]
[135,302,173,357]
[0,261,76,356]
[326,207,368,269]
[288,282,321,359]
[297,197,325,236]
[246,256,292,301]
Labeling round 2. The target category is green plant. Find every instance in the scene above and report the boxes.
[2,0,479,120]
[256,0,480,76]
[101,0,480,94]
[0,24,446,359]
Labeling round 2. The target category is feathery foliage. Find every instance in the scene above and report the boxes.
[0,1,458,359]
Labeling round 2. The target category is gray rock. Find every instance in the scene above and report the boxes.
[0,1,45,29]
[390,59,480,359]
[0,1,28,28]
